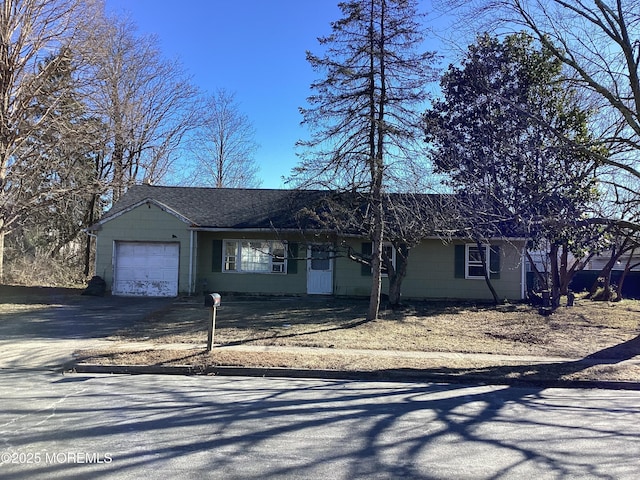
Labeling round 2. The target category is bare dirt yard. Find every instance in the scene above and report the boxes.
[73,294,640,385]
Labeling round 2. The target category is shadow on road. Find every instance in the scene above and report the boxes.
[2,372,639,479]
[1,287,639,477]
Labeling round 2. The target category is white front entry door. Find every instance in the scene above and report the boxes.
[307,245,333,295]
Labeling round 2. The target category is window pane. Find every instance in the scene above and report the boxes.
[224,241,237,271]
[468,247,483,264]
[271,242,286,273]
[468,265,486,277]
[272,242,285,261]
[311,247,330,270]
[241,241,270,272]
[467,245,487,278]
[382,244,394,274]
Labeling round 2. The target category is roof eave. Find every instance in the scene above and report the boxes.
[189,226,335,234]
[90,198,195,230]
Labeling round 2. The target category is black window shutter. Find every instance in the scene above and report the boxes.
[287,243,298,274]
[454,244,465,278]
[212,239,222,272]
[361,242,372,276]
[490,245,501,279]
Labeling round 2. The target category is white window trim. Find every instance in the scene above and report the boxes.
[368,243,397,277]
[381,243,396,277]
[223,239,287,274]
[465,244,490,280]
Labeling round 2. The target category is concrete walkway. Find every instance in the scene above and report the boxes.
[3,332,640,389]
[0,337,583,370]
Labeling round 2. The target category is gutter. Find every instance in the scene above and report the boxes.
[188,226,336,234]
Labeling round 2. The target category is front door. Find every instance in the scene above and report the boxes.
[307,244,333,294]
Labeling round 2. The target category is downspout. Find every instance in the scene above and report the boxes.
[189,230,194,295]
[521,245,527,300]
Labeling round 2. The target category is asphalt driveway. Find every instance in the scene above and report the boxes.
[0,286,174,370]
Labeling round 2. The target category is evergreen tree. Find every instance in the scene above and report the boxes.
[424,33,602,307]
[292,0,437,319]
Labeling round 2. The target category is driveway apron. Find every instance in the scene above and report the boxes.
[0,294,173,370]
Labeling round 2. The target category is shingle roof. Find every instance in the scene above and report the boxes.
[95,184,525,238]
[97,185,332,230]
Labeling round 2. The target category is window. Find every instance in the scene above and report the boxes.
[271,242,286,273]
[310,246,331,271]
[223,240,287,274]
[465,244,502,279]
[381,243,396,276]
[224,242,237,271]
[454,244,501,280]
[466,244,489,279]
[361,242,396,276]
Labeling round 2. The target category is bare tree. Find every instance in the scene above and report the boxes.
[381,193,456,306]
[84,13,202,203]
[187,89,261,188]
[291,0,438,320]
[0,0,102,280]
[438,0,640,230]
[616,245,640,300]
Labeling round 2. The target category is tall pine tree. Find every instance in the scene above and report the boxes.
[293,0,437,319]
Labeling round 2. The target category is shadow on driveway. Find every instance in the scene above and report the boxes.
[0,285,174,340]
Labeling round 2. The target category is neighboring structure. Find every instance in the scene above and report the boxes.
[572,250,640,299]
[88,185,527,300]
[526,249,640,274]
[586,251,640,272]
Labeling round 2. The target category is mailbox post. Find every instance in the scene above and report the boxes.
[205,293,221,351]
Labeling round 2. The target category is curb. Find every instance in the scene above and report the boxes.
[71,363,640,391]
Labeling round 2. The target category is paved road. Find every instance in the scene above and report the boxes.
[1,372,639,479]
[2,293,640,478]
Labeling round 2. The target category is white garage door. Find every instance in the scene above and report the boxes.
[113,242,180,297]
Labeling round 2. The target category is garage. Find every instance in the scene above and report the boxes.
[112,242,180,297]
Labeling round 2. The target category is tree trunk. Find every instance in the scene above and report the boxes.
[0,229,4,283]
[367,203,384,321]
[559,243,569,295]
[112,134,125,203]
[83,194,98,277]
[615,249,638,302]
[549,243,561,309]
[387,244,408,307]
[476,239,499,305]
[589,251,617,300]
[601,269,613,300]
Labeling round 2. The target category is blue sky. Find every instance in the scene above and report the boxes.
[105,1,452,189]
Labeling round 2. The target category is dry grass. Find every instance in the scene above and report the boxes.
[78,295,640,384]
[4,284,637,383]
[112,296,640,357]
[74,347,640,384]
